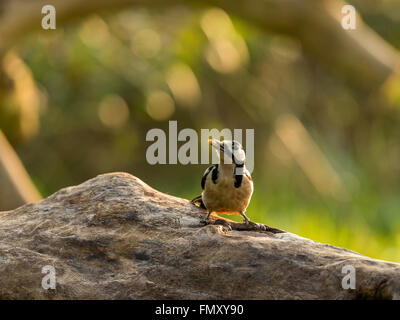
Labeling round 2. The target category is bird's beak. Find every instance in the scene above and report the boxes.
[209,139,223,152]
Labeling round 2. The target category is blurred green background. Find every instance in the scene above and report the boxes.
[1,1,400,262]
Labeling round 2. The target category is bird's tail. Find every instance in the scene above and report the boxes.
[191,195,206,209]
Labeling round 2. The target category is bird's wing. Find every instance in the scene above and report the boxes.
[191,165,216,210]
[191,195,206,209]
[234,166,252,188]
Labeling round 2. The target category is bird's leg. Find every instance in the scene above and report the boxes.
[240,211,250,224]
[200,211,212,224]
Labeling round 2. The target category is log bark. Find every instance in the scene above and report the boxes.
[0,172,399,299]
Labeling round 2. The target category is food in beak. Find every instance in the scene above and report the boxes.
[209,139,223,151]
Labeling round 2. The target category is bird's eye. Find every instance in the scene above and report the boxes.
[232,141,239,150]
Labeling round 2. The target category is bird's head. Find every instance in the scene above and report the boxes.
[209,139,246,166]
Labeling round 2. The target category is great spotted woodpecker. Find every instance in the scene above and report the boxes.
[192,139,253,223]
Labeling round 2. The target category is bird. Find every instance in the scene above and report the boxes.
[191,138,253,223]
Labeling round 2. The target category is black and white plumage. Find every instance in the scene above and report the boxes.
[191,139,253,223]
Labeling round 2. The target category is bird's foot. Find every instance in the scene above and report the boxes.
[200,212,213,225]
[200,217,210,225]
[243,217,250,224]
[246,221,284,233]
[212,219,232,231]
[240,211,251,225]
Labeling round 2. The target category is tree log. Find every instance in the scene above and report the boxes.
[0,172,399,299]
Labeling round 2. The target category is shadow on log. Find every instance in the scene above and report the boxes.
[0,172,399,299]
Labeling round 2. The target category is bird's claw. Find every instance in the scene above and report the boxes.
[213,219,232,231]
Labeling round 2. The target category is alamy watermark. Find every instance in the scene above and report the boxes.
[341,5,356,30]
[41,265,56,290]
[341,264,356,290]
[145,121,255,173]
[40,4,356,32]
[41,5,56,30]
